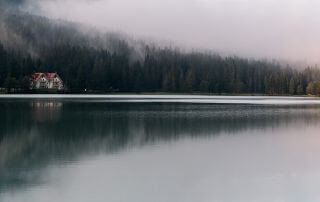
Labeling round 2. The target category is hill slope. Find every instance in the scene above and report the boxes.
[1,11,320,95]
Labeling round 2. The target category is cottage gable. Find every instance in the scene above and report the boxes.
[31,72,64,90]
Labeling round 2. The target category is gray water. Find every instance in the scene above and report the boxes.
[1,95,320,202]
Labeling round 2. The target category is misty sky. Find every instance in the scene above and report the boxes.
[22,0,320,63]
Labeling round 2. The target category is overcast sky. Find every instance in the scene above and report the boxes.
[22,0,320,64]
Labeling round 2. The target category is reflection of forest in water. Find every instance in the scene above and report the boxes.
[1,99,320,192]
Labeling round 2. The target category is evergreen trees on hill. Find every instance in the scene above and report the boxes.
[1,41,320,95]
[1,12,320,95]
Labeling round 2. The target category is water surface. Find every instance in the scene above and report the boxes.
[1,95,320,202]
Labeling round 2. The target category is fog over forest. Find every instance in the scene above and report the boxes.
[1,0,320,95]
[5,0,320,65]
[0,0,318,63]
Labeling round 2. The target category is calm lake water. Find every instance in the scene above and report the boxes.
[1,95,320,202]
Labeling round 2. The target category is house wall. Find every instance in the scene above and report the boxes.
[48,77,63,90]
[31,74,64,90]
[34,77,48,89]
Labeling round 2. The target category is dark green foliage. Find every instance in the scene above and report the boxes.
[2,41,320,94]
[1,12,320,94]
[306,81,320,96]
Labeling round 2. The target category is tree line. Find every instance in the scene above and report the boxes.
[1,42,320,95]
[1,12,320,95]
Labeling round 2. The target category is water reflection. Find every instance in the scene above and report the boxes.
[30,100,63,122]
[1,98,320,201]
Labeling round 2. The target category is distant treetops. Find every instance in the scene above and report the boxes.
[306,81,320,96]
[2,41,320,95]
[2,11,320,95]
[1,13,320,95]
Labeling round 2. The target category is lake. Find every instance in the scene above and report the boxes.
[1,95,320,202]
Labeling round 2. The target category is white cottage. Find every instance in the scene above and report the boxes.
[31,72,64,90]
[46,73,64,90]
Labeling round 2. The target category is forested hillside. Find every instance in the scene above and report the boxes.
[1,12,320,95]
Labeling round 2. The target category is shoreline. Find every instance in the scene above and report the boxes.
[1,94,320,106]
[0,93,317,99]
[0,91,315,97]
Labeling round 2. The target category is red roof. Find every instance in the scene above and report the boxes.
[46,73,57,79]
[32,73,43,81]
[32,72,60,81]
